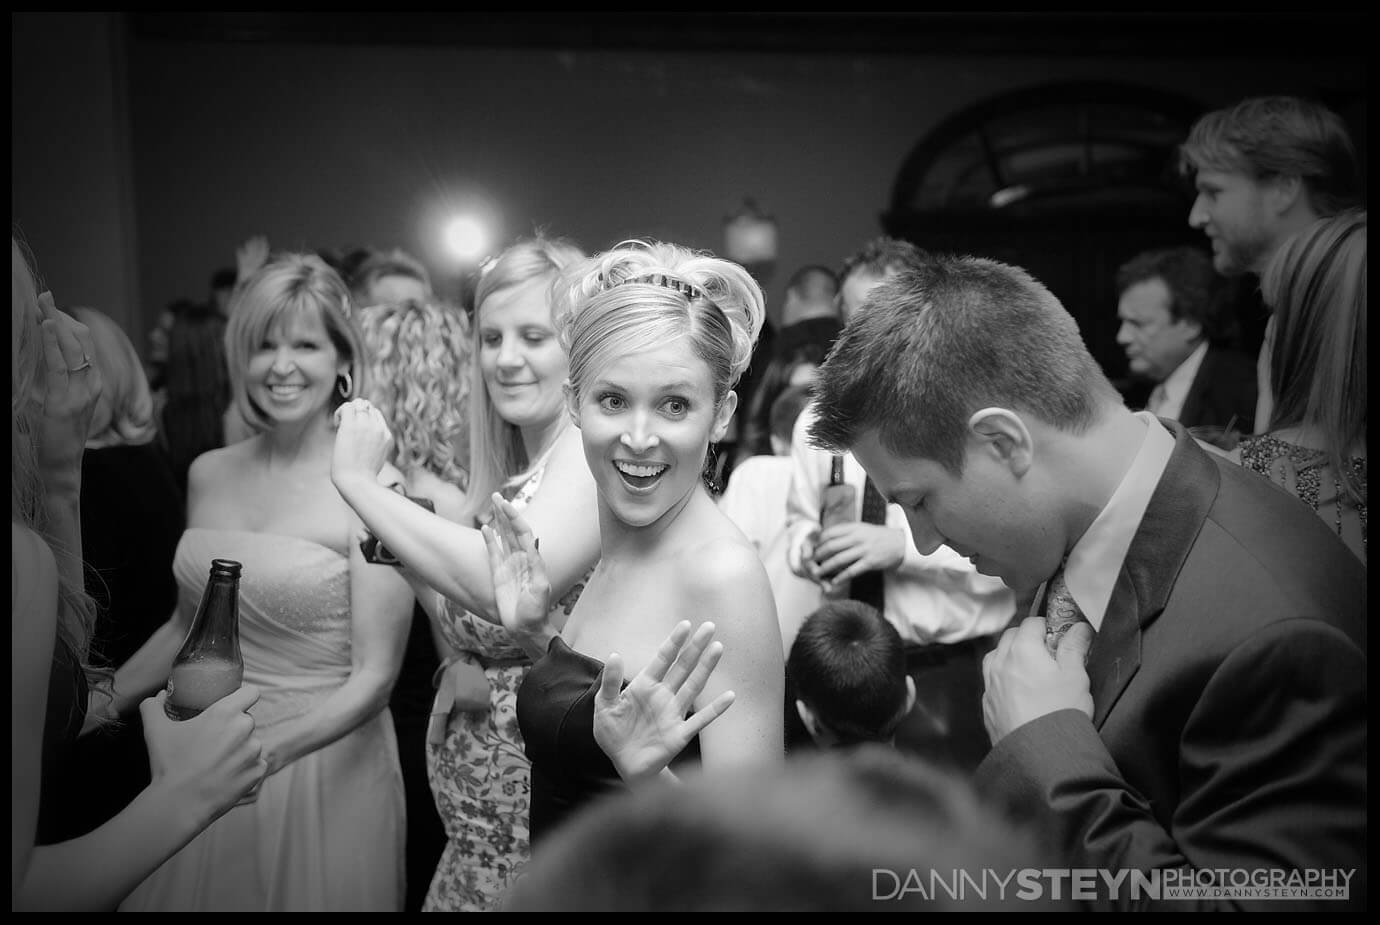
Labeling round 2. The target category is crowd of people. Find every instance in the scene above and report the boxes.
[12,92,1365,912]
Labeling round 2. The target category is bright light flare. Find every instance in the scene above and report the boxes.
[443,215,489,263]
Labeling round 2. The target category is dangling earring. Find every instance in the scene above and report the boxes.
[702,443,723,495]
[337,369,354,399]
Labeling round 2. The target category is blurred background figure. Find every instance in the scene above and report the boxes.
[719,383,824,648]
[348,247,434,311]
[775,263,842,362]
[734,339,825,465]
[787,600,916,750]
[1114,246,1256,437]
[727,262,837,469]
[57,306,185,840]
[159,300,232,499]
[146,268,236,398]
[357,297,472,912]
[1180,95,1362,435]
[1229,210,1367,564]
[503,746,1061,911]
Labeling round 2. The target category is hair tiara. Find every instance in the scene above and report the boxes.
[596,270,702,301]
[595,270,733,329]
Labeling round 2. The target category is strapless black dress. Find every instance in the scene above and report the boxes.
[517,636,700,845]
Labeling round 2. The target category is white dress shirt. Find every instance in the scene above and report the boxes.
[1148,340,1208,422]
[1062,412,1176,630]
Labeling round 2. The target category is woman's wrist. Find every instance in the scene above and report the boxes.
[431,653,464,689]
[331,469,369,499]
[512,623,557,661]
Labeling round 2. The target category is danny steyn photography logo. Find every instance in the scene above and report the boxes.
[871,868,1357,903]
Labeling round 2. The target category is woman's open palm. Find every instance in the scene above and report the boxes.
[593,621,736,784]
[481,493,552,638]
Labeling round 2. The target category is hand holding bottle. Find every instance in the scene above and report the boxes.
[141,685,268,824]
[814,454,858,597]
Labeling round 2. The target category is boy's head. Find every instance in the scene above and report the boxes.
[787,601,916,748]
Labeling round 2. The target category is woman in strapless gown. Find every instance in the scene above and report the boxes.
[119,528,407,911]
[497,242,786,847]
[104,254,415,911]
[331,238,603,911]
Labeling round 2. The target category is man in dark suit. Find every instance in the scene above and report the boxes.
[809,253,1365,910]
[1114,246,1256,435]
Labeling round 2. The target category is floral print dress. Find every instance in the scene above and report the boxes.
[422,466,586,911]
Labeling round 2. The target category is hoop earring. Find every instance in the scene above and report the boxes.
[337,369,354,399]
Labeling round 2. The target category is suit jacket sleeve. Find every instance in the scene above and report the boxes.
[977,619,1366,911]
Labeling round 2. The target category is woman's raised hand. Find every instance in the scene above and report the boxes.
[34,292,102,489]
[235,235,270,285]
[592,621,736,785]
[331,398,393,488]
[481,493,553,641]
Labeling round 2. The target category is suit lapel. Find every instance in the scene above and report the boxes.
[1088,420,1221,727]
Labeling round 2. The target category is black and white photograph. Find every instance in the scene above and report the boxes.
[12,12,1365,912]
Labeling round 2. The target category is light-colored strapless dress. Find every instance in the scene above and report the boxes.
[120,527,405,912]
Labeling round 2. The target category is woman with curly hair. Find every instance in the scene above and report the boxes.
[356,298,470,911]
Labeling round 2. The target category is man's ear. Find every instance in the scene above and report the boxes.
[711,390,739,443]
[796,700,825,742]
[563,380,581,429]
[968,407,1033,477]
[1175,316,1205,345]
[1266,174,1305,218]
[903,676,917,716]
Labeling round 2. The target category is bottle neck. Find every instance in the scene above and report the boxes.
[829,454,846,486]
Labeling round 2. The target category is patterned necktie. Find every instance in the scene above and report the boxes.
[1042,563,1088,658]
[849,477,888,612]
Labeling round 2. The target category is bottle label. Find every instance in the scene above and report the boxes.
[820,483,857,529]
[165,658,244,720]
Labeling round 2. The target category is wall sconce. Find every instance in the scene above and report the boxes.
[722,197,779,266]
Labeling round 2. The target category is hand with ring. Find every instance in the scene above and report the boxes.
[34,292,102,490]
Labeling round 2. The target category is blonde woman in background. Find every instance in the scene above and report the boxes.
[332,236,602,910]
[107,253,414,911]
[356,297,469,911]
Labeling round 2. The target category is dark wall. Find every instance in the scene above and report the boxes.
[12,13,140,336]
[12,14,1366,359]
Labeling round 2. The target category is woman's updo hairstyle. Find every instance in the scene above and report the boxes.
[552,240,764,407]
